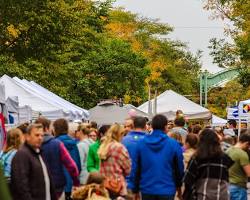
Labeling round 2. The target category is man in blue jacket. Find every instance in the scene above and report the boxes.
[122,116,146,192]
[130,114,184,200]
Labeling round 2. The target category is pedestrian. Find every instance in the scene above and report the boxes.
[221,135,235,152]
[88,128,98,142]
[191,124,202,135]
[227,130,250,200]
[183,134,198,169]
[98,123,131,199]
[90,121,98,129]
[76,125,94,184]
[122,116,147,199]
[171,117,188,139]
[11,123,56,200]
[0,128,23,184]
[130,114,184,200]
[0,168,11,200]
[35,117,80,199]
[183,129,234,200]
[53,118,81,200]
[124,118,134,136]
[223,119,237,137]
[87,125,110,173]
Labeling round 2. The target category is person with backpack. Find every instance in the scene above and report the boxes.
[0,128,23,184]
[53,118,81,200]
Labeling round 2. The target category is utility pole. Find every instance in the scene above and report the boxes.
[148,83,153,117]
[200,70,208,107]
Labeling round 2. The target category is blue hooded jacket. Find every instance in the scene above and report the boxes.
[56,134,81,192]
[122,131,145,189]
[130,130,184,195]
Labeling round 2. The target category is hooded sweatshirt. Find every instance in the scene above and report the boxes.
[130,130,184,195]
[122,131,145,189]
[56,134,81,193]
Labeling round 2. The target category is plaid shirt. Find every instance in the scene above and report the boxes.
[183,153,233,200]
[100,141,131,195]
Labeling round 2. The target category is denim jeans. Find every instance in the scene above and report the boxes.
[142,194,175,200]
[229,184,247,200]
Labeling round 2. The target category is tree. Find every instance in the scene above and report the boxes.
[0,1,202,109]
[205,0,250,116]
[0,0,149,108]
[204,0,250,68]
[208,81,244,117]
[106,9,201,98]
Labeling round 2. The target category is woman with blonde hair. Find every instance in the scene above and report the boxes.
[98,124,131,199]
[0,128,23,183]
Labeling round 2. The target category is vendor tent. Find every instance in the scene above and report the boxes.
[14,77,89,119]
[6,96,19,113]
[138,90,211,120]
[89,102,149,125]
[0,75,88,121]
[0,83,5,104]
[211,115,227,126]
[0,83,5,114]
[18,105,32,123]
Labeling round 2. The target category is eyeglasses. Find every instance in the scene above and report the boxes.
[89,134,97,138]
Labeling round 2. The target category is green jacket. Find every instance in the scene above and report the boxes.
[87,140,100,172]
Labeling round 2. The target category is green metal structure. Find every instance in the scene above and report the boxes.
[200,68,240,107]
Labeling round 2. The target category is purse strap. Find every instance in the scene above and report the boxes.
[87,187,94,198]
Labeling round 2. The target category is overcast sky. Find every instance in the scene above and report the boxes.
[114,0,230,73]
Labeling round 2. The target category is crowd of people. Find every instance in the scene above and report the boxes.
[0,112,250,200]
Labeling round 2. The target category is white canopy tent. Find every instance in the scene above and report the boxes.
[31,81,89,119]
[18,105,32,123]
[0,75,88,121]
[0,83,5,114]
[211,115,227,126]
[0,83,5,104]
[138,90,211,120]
[14,77,89,119]
[6,96,19,113]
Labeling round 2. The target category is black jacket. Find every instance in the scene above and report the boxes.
[10,142,56,200]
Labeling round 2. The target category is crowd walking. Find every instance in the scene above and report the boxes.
[0,113,250,200]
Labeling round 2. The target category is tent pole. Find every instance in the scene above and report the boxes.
[148,84,152,117]
[153,90,157,115]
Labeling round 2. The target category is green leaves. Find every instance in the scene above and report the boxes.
[0,0,201,110]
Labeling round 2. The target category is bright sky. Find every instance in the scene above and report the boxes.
[114,0,230,74]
